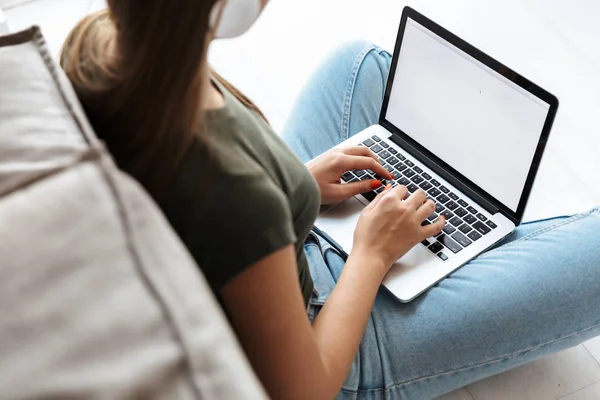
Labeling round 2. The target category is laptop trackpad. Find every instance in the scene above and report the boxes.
[315,197,366,254]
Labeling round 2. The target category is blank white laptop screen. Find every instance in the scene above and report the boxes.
[385,18,550,212]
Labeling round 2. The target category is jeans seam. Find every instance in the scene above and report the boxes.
[340,44,384,142]
[340,319,600,395]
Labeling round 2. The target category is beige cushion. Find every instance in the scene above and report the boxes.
[0,27,266,400]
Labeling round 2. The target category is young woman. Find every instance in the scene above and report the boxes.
[61,1,600,399]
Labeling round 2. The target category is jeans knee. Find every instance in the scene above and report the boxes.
[332,40,378,59]
[328,41,391,76]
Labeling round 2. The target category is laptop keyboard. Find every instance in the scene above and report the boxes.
[342,135,498,261]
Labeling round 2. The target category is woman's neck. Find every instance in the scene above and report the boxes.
[201,62,225,111]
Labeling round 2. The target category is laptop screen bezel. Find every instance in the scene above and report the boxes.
[379,7,559,226]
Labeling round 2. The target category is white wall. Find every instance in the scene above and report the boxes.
[5,0,600,220]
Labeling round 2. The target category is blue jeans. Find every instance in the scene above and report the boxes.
[282,42,600,400]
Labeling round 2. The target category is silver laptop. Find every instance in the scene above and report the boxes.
[314,7,559,303]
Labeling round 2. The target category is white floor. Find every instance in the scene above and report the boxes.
[2,0,599,399]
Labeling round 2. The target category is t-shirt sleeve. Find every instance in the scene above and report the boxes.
[187,173,297,291]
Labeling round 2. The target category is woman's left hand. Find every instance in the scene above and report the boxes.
[307,146,394,205]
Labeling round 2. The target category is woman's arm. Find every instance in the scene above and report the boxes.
[222,245,366,400]
[221,187,445,400]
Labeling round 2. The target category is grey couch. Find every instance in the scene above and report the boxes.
[0,27,266,399]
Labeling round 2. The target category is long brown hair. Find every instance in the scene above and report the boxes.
[60,1,266,199]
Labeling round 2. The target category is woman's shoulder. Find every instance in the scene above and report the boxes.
[161,141,296,292]
[165,138,290,219]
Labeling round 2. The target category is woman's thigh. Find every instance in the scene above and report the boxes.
[310,208,600,399]
[282,42,392,162]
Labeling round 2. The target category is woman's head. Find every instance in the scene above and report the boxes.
[60,0,267,199]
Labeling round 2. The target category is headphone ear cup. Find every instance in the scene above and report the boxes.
[209,0,262,39]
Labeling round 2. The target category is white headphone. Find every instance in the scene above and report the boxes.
[209,0,262,39]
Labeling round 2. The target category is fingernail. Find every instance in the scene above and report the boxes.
[384,183,393,191]
[371,180,382,190]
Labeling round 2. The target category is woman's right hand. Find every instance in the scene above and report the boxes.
[352,185,446,278]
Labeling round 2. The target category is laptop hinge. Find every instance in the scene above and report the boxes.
[389,134,500,216]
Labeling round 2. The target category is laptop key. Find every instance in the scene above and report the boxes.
[446,201,459,210]
[380,141,390,149]
[422,239,431,246]
[405,160,415,167]
[437,194,450,204]
[419,181,433,191]
[440,210,454,220]
[411,175,424,184]
[362,191,377,202]
[428,242,444,254]
[443,224,456,235]
[467,206,478,215]
[428,212,439,222]
[486,220,498,229]
[392,171,402,180]
[372,135,381,142]
[454,207,468,218]
[440,185,450,193]
[422,172,432,180]
[428,187,442,197]
[371,144,382,153]
[458,224,473,234]
[388,147,398,155]
[379,150,391,159]
[430,179,441,187]
[396,163,407,171]
[473,221,491,235]
[477,213,488,222]
[413,166,423,174]
[458,224,473,235]
[437,234,462,253]
[468,231,482,242]
[398,177,410,186]
[363,138,375,147]
[349,177,360,183]
[342,172,354,182]
[407,183,419,193]
[464,214,478,224]
[448,192,459,201]
[388,156,399,166]
[404,169,416,178]
[438,252,449,261]
[396,153,406,161]
[384,164,395,173]
[458,199,469,208]
[449,216,463,227]
[435,203,445,213]
[354,170,367,177]
[451,231,472,248]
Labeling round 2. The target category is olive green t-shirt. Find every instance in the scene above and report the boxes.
[161,80,321,306]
